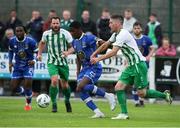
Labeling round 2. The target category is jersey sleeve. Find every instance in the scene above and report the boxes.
[64,30,73,44]
[113,31,126,47]
[41,31,48,43]
[88,34,97,46]
[30,38,38,53]
[108,33,116,44]
[146,36,153,46]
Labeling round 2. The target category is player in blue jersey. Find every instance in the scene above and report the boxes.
[132,21,155,107]
[63,21,116,118]
[9,25,38,111]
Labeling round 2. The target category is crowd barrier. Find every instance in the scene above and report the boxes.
[0,52,179,86]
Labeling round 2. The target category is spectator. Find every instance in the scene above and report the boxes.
[81,10,97,35]
[1,28,14,52]
[0,21,5,43]
[156,37,176,56]
[6,9,22,31]
[123,9,137,33]
[26,10,44,96]
[43,9,57,31]
[97,8,111,41]
[60,10,73,31]
[26,10,44,42]
[156,37,176,98]
[144,13,162,48]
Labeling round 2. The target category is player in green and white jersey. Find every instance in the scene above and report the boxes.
[37,16,73,113]
[90,15,172,119]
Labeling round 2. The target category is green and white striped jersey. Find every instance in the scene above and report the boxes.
[41,28,73,65]
[109,29,146,66]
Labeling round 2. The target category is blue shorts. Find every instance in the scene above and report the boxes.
[12,67,34,79]
[77,65,102,84]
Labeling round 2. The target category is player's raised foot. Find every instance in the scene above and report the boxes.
[91,112,105,118]
[65,102,72,113]
[111,113,129,120]
[24,104,32,111]
[52,103,57,113]
[107,93,116,111]
[164,90,172,104]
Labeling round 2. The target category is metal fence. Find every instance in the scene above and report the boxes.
[0,0,179,43]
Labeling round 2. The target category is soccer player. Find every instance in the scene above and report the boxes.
[90,15,172,119]
[132,21,155,107]
[64,21,116,118]
[37,16,72,113]
[9,25,38,111]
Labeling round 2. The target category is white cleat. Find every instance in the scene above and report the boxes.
[91,112,105,118]
[111,113,129,120]
[107,93,116,111]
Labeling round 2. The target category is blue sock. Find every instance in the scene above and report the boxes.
[83,84,105,97]
[132,88,139,103]
[16,86,25,95]
[80,91,97,111]
[24,89,32,105]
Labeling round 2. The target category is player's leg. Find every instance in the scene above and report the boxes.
[111,66,134,120]
[23,67,34,111]
[132,87,144,107]
[48,64,59,112]
[58,65,72,112]
[24,78,33,110]
[135,62,172,104]
[111,81,129,120]
[60,79,72,112]
[80,67,116,111]
[11,69,24,96]
[80,89,104,118]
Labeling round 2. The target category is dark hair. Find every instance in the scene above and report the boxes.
[51,16,60,22]
[102,8,109,13]
[15,25,27,33]
[50,9,56,13]
[110,14,124,24]
[69,21,81,29]
[150,13,157,17]
[133,21,142,28]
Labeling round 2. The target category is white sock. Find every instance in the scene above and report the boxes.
[94,108,102,114]
[104,92,110,99]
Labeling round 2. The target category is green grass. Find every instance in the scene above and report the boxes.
[0,97,180,127]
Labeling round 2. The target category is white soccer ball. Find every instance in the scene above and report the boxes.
[36,94,51,108]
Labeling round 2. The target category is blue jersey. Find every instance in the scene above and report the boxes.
[72,33,101,68]
[133,35,152,57]
[9,36,37,69]
[72,34,102,84]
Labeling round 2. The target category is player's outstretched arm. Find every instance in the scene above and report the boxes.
[37,41,46,61]
[91,46,119,64]
[91,41,111,59]
[62,47,75,57]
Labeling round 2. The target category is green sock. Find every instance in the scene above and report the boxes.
[49,85,58,105]
[145,89,166,99]
[116,90,128,114]
[62,87,71,103]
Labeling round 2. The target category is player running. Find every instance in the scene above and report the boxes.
[37,16,73,113]
[132,21,155,107]
[9,25,38,111]
[91,15,172,119]
[64,21,116,118]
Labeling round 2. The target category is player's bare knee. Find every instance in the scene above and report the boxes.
[51,77,58,86]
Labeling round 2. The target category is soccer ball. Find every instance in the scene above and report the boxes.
[36,94,51,108]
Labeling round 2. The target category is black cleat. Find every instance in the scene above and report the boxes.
[52,103,57,113]
[65,102,72,113]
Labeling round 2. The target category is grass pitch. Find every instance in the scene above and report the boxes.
[0,97,180,127]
